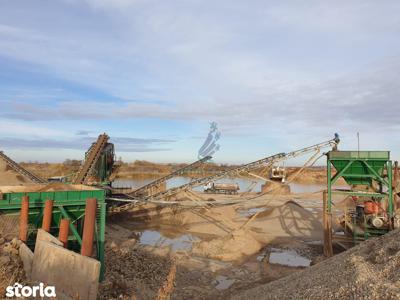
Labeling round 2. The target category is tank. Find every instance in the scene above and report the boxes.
[327,151,389,187]
[204,182,239,194]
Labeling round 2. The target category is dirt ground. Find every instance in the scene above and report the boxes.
[0,236,26,299]
[0,157,365,299]
[107,189,330,299]
[99,242,175,300]
[0,160,35,186]
[233,228,400,299]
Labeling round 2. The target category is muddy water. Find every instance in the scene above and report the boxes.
[135,230,199,251]
[214,275,236,290]
[268,248,311,267]
[237,207,268,217]
[111,197,325,297]
[112,176,328,193]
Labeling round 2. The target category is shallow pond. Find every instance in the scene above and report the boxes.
[134,230,199,251]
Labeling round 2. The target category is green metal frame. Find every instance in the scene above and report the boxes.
[85,142,115,185]
[327,151,393,242]
[0,188,106,280]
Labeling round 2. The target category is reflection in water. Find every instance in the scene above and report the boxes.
[136,230,199,251]
[237,207,268,217]
[113,176,331,193]
[112,177,157,189]
[214,275,236,290]
[268,248,311,267]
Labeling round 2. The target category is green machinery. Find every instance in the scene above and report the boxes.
[324,150,396,256]
[0,187,106,279]
[86,142,116,185]
[72,133,117,187]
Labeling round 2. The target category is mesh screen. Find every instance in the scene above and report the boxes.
[0,214,19,238]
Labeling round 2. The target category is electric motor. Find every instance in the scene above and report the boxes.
[371,216,386,228]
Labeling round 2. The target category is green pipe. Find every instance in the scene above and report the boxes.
[59,206,82,245]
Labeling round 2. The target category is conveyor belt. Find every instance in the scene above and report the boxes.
[126,155,212,197]
[0,151,46,183]
[72,133,109,184]
[117,134,340,208]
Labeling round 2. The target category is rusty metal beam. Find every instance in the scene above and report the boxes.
[81,198,97,257]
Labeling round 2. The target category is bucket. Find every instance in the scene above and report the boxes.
[364,201,379,214]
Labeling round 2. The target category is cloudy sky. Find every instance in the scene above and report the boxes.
[0,0,400,164]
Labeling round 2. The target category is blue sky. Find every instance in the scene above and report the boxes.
[1,0,400,164]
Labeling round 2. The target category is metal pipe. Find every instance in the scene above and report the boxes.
[19,195,29,242]
[42,199,54,232]
[81,198,97,257]
[58,219,70,248]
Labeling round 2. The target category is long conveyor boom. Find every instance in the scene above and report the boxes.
[72,133,109,184]
[117,134,340,207]
[126,155,212,197]
[0,151,46,184]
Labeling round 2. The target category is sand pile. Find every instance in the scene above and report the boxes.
[19,162,79,179]
[260,182,291,195]
[192,228,263,261]
[0,183,97,193]
[192,201,322,262]
[35,182,83,192]
[249,200,323,241]
[0,160,31,186]
[114,203,242,238]
[0,237,26,298]
[233,229,400,300]
[99,242,175,300]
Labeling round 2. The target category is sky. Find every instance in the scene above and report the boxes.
[0,0,400,165]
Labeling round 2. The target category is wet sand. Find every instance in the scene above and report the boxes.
[106,189,334,299]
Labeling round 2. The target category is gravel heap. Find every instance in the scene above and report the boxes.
[232,229,400,300]
[98,243,174,300]
[0,236,26,298]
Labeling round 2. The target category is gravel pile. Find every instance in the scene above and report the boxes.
[232,229,400,300]
[99,243,174,300]
[0,236,26,298]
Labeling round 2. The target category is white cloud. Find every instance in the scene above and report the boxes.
[0,120,70,138]
[1,0,400,161]
[82,0,144,10]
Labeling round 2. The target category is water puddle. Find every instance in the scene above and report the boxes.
[237,207,267,217]
[214,275,236,290]
[135,230,199,251]
[268,248,311,267]
[305,240,323,245]
[112,178,157,189]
